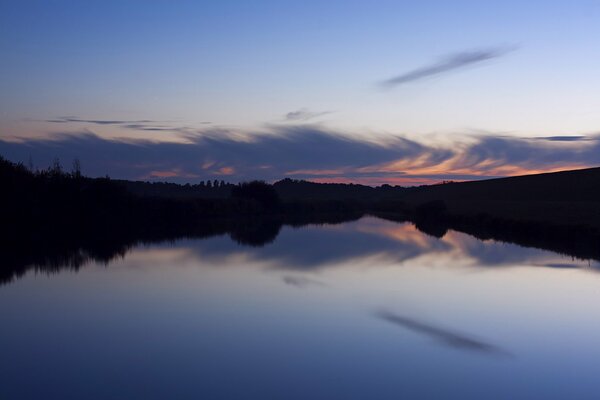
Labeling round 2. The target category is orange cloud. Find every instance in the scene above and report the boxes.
[215,166,235,175]
[285,168,347,176]
[148,170,179,178]
[144,168,200,179]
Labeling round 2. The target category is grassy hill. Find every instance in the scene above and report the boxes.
[393,167,600,231]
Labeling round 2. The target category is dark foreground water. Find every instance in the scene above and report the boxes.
[2,216,600,400]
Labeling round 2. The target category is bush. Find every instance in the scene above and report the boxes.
[231,181,281,210]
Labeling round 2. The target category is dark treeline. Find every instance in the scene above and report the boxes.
[273,179,405,201]
[0,156,364,284]
[116,176,407,201]
[0,156,367,229]
[3,155,600,285]
[117,178,235,199]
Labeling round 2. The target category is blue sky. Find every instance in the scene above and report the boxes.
[1,0,600,184]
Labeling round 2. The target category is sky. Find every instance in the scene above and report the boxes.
[1,0,600,185]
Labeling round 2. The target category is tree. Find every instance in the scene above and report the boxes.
[231,181,281,209]
[71,158,82,179]
[49,157,63,178]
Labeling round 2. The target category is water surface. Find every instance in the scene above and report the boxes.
[2,217,600,399]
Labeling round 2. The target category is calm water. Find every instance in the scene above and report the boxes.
[2,216,600,400]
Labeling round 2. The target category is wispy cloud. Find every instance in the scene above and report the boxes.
[0,127,441,182]
[533,135,592,142]
[380,47,514,88]
[375,310,511,356]
[44,116,210,133]
[46,117,155,125]
[1,127,598,185]
[121,124,181,132]
[282,275,327,288]
[285,108,332,121]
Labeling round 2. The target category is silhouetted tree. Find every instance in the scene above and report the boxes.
[71,158,82,179]
[49,157,63,178]
[231,181,281,210]
[229,219,282,246]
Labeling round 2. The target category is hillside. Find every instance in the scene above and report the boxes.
[395,167,600,230]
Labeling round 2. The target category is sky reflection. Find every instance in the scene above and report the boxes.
[2,217,600,399]
[375,310,512,357]
[169,217,596,273]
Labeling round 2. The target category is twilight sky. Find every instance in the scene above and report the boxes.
[1,0,600,185]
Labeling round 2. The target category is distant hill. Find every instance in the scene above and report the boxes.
[273,178,404,201]
[115,177,407,201]
[394,167,600,230]
[400,167,600,202]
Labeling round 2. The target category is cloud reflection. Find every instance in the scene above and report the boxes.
[282,275,327,288]
[375,310,511,357]
[3,215,599,287]
[170,217,597,273]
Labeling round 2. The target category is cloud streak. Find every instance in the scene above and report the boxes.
[44,116,210,133]
[285,109,332,121]
[282,275,327,288]
[375,310,511,356]
[46,117,156,125]
[380,47,513,88]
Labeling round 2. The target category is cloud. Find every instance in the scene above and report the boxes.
[46,117,155,125]
[533,135,592,142]
[45,116,209,133]
[1,127,599,185]
[454,135,600,171]
[375,310,511,356]
[0,127,448,182]
[380,47,514,88]
[282,275,327,288]
[121,124,182,132]
[285,108,332,121]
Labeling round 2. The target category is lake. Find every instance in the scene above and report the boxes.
[1,216,600,400]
